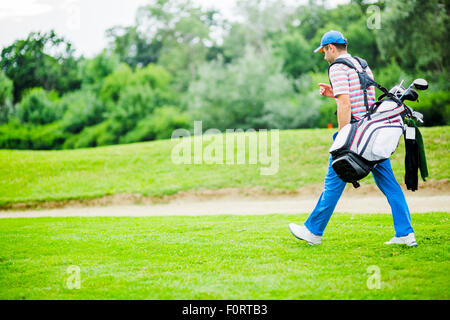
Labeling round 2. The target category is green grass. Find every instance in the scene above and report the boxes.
[0,213,448,299]
[0,127,449,206]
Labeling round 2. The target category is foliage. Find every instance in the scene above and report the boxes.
[373,59,412,90]
[15,88,62,125]
[135,0,218,91]
[78,50,120,89]
[62,118,125,149]
[187,47,312,130]
[106,26,162,68]
[0,71,13,123]
[343,16,380,68]
[99,63,173,107]
[273,32,315,78]
[0,0,448,150]
[27,122,67,149]
[376,0,449,74]
[59,90,106,134]
[221,0,293,62]
[120,105,191,143]
[100,63,178,138]
[408,90,450,127]
[0,121,31,149]
[0,120,66,150]
[99,64,134,104]
[113,84,156,121]
[0,30,81,102]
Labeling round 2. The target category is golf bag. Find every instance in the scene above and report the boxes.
[329,99,405,187]
[327,56,419,188]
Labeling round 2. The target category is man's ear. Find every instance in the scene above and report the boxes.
[329,44,336,53]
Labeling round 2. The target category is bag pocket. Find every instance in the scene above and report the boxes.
[329,123,352,153]
[361,125,403,161]
[332,152,372,182]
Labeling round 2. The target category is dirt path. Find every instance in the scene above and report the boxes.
[1,181,449,218]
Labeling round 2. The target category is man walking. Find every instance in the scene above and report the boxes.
[288,30,417,247]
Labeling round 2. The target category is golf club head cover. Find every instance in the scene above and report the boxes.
[404,134,419,191]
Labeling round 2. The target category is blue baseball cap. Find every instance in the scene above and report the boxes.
[314,30,348,53]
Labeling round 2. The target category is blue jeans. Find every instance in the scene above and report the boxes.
[304,133,414,237]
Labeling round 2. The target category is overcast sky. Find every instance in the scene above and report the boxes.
[0,0,349,58]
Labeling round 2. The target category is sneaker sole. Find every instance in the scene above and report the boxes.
[288,225,317,246]
[385,242,418,247]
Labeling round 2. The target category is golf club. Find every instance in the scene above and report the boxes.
[399,78,428,101]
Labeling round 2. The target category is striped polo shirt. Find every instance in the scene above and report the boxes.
[329,53,376,121]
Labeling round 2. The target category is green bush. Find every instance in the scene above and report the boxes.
[317,98,338,129]
[99,64,133,104]
[0,121,67,150]
[373,60,412,94]
[28,122,67,149]
[132,64,172,90]
[99,63,174,107]
[408,89,450,126]
[273,32,315,78]
[59,90,106,133]
[15,88,62,125]
[0,122,31,149]
[0,71,14,124]
[120,106,191,143]
[112,84,156,123]
[187,48,309,130]
[79,50,120,89]
[63,119,122,149]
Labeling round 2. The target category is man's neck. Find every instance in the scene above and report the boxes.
[333,52,350,62]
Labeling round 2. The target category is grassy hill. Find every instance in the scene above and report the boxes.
[0,126,448,206]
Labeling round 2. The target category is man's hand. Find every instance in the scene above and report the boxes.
[318,83,334,98]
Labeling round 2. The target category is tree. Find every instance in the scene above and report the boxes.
[106,26,162,68]
[343,16,380,68]
[59,90,106,133]
[136,0,219,91]
[187,47,318,130]
[0,30,81,102]
[97,62,178,138]
[0,71,13,123]
[222,0,296,62]
[120,105,191,143]
[273,31,315,78]
[15,88,61,125]
[99,64,134,105]
[376,0,448,74]
[79,50,120,89]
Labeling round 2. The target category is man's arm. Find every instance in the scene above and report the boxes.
[335,94,351,130]
[328,64,351,130]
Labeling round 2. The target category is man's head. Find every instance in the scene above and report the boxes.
[314,30,348,64]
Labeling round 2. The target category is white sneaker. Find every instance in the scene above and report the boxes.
[288,223,322,245]
[384,233,418,247]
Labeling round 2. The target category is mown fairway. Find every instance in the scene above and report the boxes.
[0,213,448,300]
[0,127,448,206]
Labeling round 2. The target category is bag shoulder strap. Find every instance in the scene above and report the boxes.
[328,57,358,78]
[328,57,372,117]
[328,56,397,116]
[328,57,371,88]
[353,56,368,69]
